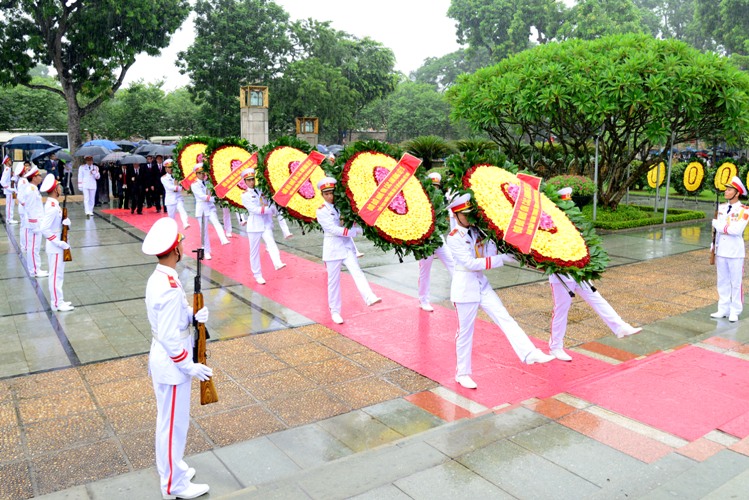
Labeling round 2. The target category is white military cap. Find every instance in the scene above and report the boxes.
[427,172,442,185]
[39,173,58,193]
[142,217,182,256]
[13,163,25,176]
[242,168,255,179]
[317,176,337,192]
[23,165,39,178]
[729,176,747,196]
[193,163,204,172]
[163,159,174,166]
[447,192,473,213]
[557,187,572,200]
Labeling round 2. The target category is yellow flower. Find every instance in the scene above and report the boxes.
[177,143,207,178]
[683,162,705,193]
[647,162,666,188]
[210,145,254,208]
[265,146,326,221]
[715,162,737,191]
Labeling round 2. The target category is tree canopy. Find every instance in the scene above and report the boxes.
[447,34,749,208]
[0,0,189,153]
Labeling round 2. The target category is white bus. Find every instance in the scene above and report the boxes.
[0,131,70,161]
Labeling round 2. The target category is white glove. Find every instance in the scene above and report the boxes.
[501,253,517,264]
[489,255,504,268]
[349,226,362,237]
[182,362,213,381]
[194,307,209,323]
[712,219,722,230]
[62,218,71,227]
[57,241,70,250]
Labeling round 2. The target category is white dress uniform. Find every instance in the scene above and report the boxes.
[16,170,29,252]
[222,207,233,237]
[713,200,749,317]
[418,235,455,309]
[1,163,16,222]
[317,200,379,318]
[77,162,100,215]
[191,178,229,256]
[447,225,542,377]
[161,173,189,229]
[41,192,67,309]
[23,181,45,276]
[241,187,284,282]
[548,274,634,350]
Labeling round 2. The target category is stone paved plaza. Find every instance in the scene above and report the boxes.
[2,195,749,499]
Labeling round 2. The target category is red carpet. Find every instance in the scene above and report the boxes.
[106,209,616,408]
[570,346,749,441]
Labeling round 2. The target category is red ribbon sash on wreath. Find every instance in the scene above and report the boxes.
[214,153,258,199]
[180,168,199,191]
[504,173,542,254]
[272,151,326,207]
[358,153,422,226]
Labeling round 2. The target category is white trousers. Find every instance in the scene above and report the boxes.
[152,379,191,497]
[325,252,376,315]
[222,207,233,236]
[4,193,13,221]
[82,188,96,214]
[166,201,189,229]
[20,217,28,252]
[549,281,626,350]
[197,211,229,254]
[454,290,537,376]
[48,253,65,308]
[26,230,42,275]
[277,215,292,238]
[418,244,455,304]
[247,228,283,279]
[716,256,744,316]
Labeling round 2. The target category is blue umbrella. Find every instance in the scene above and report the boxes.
[4,135,54,151]
[82,139,122,151]
[31,145,63,165]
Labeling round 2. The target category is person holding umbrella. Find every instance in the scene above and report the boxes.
[127,159,149,215]
[77,155,100,217]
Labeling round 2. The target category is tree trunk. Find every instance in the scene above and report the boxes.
[63,87,83,167]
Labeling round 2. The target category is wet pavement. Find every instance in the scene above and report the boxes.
[1,195,748,499]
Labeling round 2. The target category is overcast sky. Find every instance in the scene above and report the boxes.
[124,0,461,91]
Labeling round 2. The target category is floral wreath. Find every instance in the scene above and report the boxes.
[173,135,213,184]
[203,137,255,212]
[443,152,609,282]
[330,140,448,261]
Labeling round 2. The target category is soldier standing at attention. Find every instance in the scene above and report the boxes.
[446,193,554,390]
[711,176,749,322]
[40,174,73,312]
[22,165,48,277]
[1,155,17,224]
[77,155,100,217]
[142,217,211,500]
[316,177,381,325]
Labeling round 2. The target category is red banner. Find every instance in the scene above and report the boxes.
[272,151,326,207]
[504,173,542,254]
[180,169,198,191]
[214,153,257,199]
[358,153,422,226]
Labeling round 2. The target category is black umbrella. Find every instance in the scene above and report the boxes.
[56,151,73,162]
[119,154,148,165]
[31,145,63,165]
[114,140,137,152]
[4,135,54,151]
[133,143,157,155]
[150,144,176,157]
[73,145,112,158]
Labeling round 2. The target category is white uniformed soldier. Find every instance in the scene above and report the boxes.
[239,168,285,285]
[161,159,190,230]
[22,166,48,277]
[191,164,229,260]
[143,217,211,500]
[40,174,73,312]
[711,176,749,322]
[15,162,30,252]
[77,155,100,217]
[417,172,455,311]
[316,177,381,324]
[548,187,641,361]
[1,156,17,224]
[446,193,554,389]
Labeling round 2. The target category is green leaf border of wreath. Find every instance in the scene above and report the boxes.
[329,139,449,262]
[172,135,214,184]
[443,151,609,283]
[203,137,256,212]
[256,136,321,234]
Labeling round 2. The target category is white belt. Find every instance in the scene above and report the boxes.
[152,327,191,340]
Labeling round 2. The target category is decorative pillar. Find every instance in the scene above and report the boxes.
[240,85,268,147]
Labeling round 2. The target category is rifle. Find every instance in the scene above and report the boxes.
[710,191,718,265]
[61,194,72,262]
[193,215,218,405]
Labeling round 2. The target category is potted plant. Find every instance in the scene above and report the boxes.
[546,174,596,206]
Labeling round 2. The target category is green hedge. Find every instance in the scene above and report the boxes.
[581,204,705,230]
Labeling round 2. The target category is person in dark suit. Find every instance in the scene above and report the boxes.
[44,154,65,189]
[144,154,156,208]
[115,162,130,210]
[127,162,148,214]
[152,154,166,213]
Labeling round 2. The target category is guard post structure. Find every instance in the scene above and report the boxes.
[295,117,319,146]
[240,85,269,147]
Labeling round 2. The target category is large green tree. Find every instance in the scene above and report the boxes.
[447,34,749,208]
[0,0,189,154]
[556,0,652,40]
[178,0,293,137]
[0,77,67,131]
[410,47,493,91]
